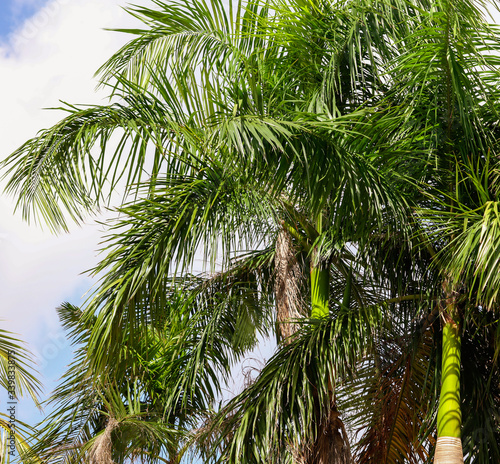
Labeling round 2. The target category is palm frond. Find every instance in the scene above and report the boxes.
[0,327,41,408]
[210,301,381,464]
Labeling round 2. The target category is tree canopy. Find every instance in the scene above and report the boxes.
[3,0,500,463]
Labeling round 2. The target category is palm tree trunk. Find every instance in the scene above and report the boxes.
[434,319,463,464]
[275,229,304,341]
[90,417,118,464]
[306,260,353,464]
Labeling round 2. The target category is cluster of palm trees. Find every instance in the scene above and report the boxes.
[2,0,500,462]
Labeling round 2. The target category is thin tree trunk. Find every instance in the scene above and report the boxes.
[275,229,303,341]
[434,318,463,463]
[90,417,118,464]
[305,258,353,464]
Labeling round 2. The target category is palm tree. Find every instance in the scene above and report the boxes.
[3,0,500,463]
[94,1,500,462]
[1,0,405,461]
[24,303,192,463]
[371,1,500,461]
[0,327,40,404]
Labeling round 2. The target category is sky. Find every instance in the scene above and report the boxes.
[0,0,47,38]
[0,0,269,450]
[0,0,499,459]
[0,0,145,443]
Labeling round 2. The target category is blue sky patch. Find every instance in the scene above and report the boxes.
[0,0,48,40]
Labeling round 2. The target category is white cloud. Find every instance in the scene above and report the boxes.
[0,0,141,350]
[0,0,148,428]
[490,7,500,24]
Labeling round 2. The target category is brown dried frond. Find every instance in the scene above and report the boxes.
[293,402,353,464]
[355,331,435,464]
[311,405,353,464]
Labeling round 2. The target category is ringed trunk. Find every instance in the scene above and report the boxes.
[434,320,463,464]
